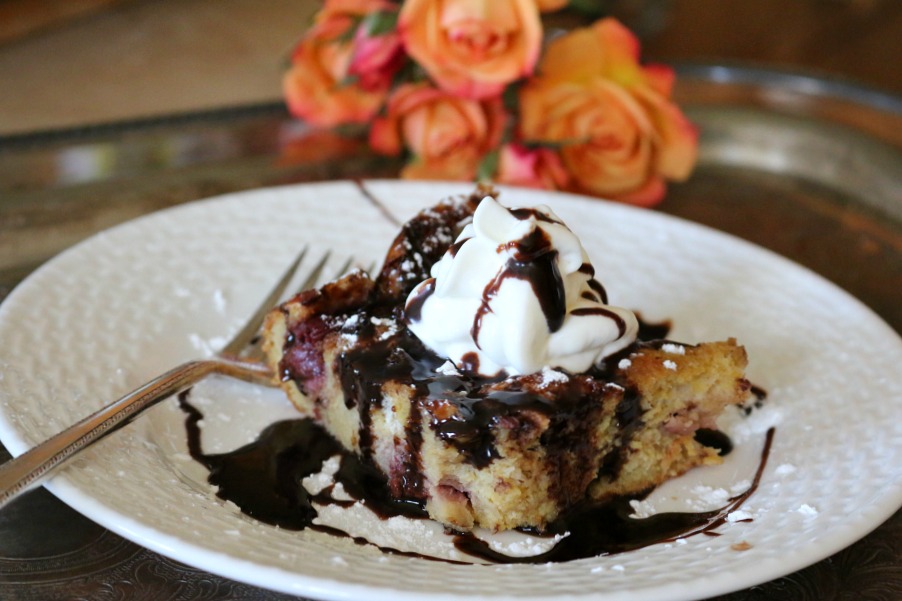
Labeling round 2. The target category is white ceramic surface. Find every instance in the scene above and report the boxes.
[1,181,900,601]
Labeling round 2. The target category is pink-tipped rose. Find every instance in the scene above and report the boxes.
[398,0,542,99]
[283,0,403,127]
[370,82,507,180]
[519,18,698,205]
[495,144,569,190]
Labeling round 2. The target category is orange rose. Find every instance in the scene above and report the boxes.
[495,144,569,190]
[519,18,697,205]
[283,0,403,127]
[370,82,507,180]
[398,0,542,99]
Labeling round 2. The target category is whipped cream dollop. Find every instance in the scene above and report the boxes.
[404,196,638,376]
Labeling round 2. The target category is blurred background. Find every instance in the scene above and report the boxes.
[0,0,899,136]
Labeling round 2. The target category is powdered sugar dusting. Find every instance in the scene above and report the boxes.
[539,367,570,386]
[628,499,656,519]
[774,464,797,476]
[661,343,686,355]
[371,316,400,341]
[302,456,341,496]
[727,510,753,523]
[340,314,361,345]
[797,504,819,517]
[486,530,569,558]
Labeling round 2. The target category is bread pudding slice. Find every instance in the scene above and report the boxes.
[262,192,750,532]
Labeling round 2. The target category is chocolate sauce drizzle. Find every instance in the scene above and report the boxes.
[579,262,609,304]
[434,205,627,351]
[472,221,566,345]
[403,278,434,323]
[179,389,774,563]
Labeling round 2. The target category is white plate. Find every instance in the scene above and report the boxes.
[1,181,900,601]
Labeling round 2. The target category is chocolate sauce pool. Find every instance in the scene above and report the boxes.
[179,389,774,564]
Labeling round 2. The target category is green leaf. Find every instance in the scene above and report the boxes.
[477,149,501,183]
[336,15,363,44]
[567,0,611,17]
[361,10,399,37]
[336,73,361,88]
[501,83,520,113]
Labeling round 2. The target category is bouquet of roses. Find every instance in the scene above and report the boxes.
[283,0,697,207]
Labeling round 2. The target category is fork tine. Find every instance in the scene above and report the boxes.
[219,247,309,357]
[297,250,331,292]
[334,256,354,280]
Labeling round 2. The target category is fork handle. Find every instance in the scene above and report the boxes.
[0,358,273,509]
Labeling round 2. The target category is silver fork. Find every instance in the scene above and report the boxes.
[0,247,346,509]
